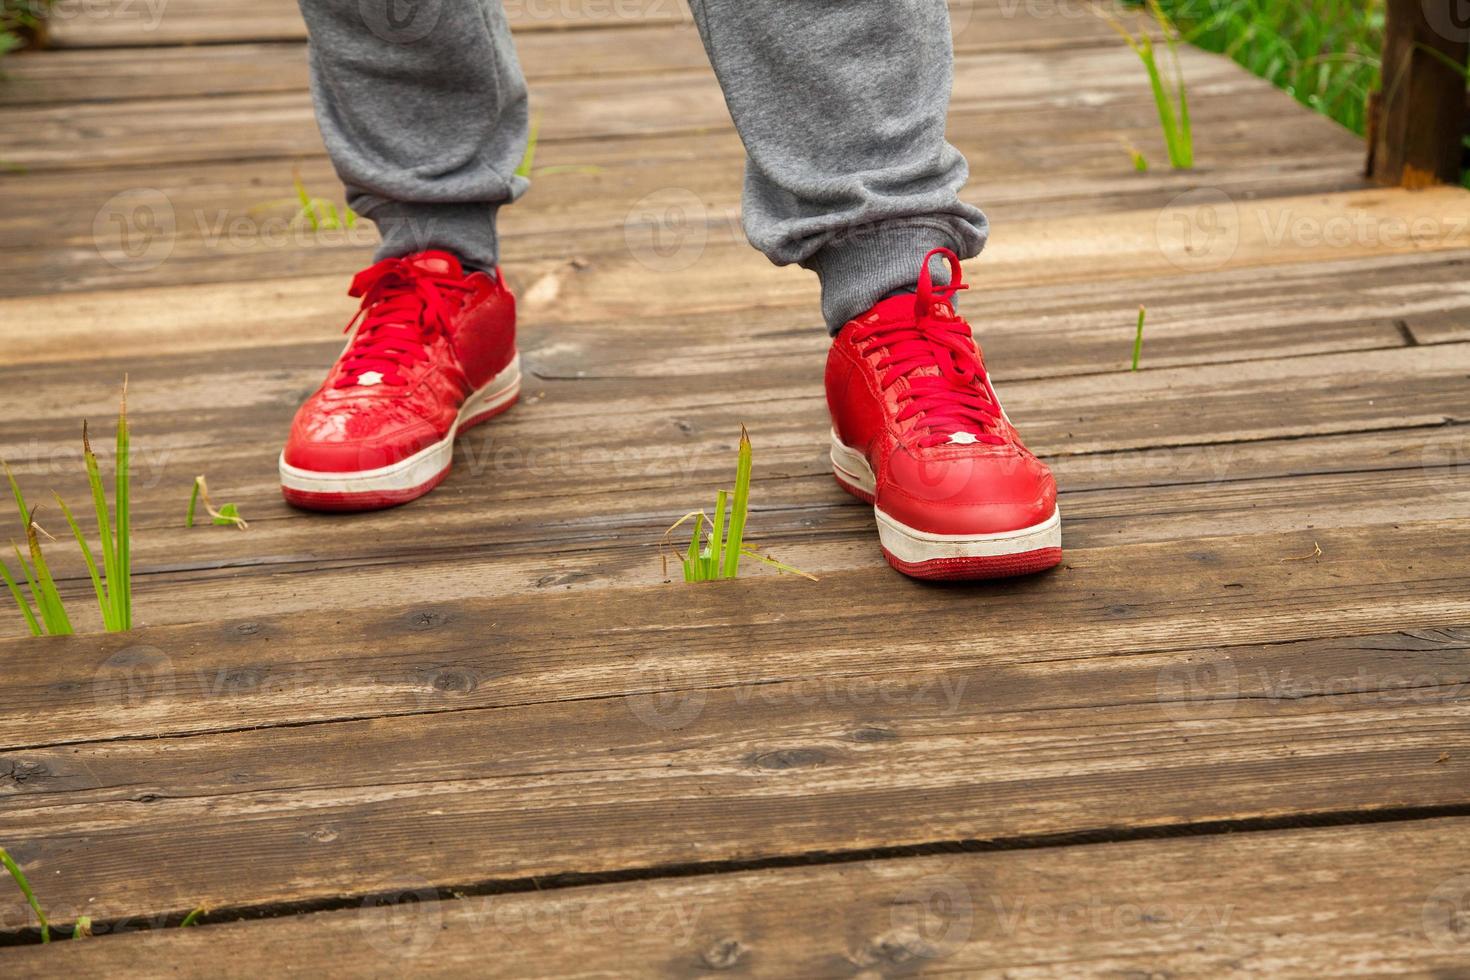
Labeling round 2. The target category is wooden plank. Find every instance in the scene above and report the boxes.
[1,13,1143,106]
[3,247,1449,409]
[0,605,1466,927]
[0,320,1460,598]
[1368,0,1470,187]
[2,515,1467,745]
[5,818,1469,974]
[0,309,1460,640]
[39,0,1134,50]
[3,187,1465,364]
[0,45,1263,173]
[43,0,692,47]
[0,90,1369,297]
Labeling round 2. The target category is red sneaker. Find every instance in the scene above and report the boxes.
[826,248,1061,580]
[279,250,519,512]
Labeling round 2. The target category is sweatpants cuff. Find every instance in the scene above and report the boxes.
[361,200,502,272]
[804,220,973,334]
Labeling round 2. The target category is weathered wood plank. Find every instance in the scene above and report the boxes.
[1,608,1466,929]
[43,0,692,46]
[0,322,1462,608]
[0,325,1463,638]
[2,12,1144,106]
[38,0,1135,50]
[4,188,1464,364]
[2,516,1467,746]
[0,45,1264,173]
[0,91,1368,297]
[1367,0,1470,187]
[7,817,1469,975]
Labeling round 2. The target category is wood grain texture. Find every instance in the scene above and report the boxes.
[5,187,1465,363]
[1,607,1466,929]
[5,0,1470,966]
[2,516,1468,747]
[2,12,1143,106]
[0,45,1262,175]
[8,817,1470,976]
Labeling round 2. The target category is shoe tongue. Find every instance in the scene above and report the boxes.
[866,293,921,321]
[861,292,960,324]
[405,250,465,279]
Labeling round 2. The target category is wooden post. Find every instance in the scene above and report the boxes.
[1367,0,1469,187]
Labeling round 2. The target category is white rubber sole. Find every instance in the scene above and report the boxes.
[279,355,521,498]
[830,428,1062,564]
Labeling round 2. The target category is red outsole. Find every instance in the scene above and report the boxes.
[834,466,1061,581]
[280,394,517,514]
[881,546,1063,581]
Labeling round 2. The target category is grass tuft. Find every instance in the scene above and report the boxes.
[0,846,50,943]
[664,427,816,583]
[2,382,133,635]
[1147,0,1383,137]
[186,475,248,529]
[1108,0,1194,169]
[1131,305,1148,371]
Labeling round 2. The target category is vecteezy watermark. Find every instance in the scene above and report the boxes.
[93,189,176,272]
[625,665,971,732]
[625,662,709,731]
[990,893,1235,939]
[1155,188,1241,272]
[1420,0,1470,43]
[1154,186,1470,272]
[1157,657,1470,725]
[2,440,173,490]
[358,0,446,44]
[504,0,689,27]
[1156,657,1241,723]
[991,0,1134,20]
[92,644,176,709]
[623,187,713,273]
[91,188,388,273]
[358,878,444,959]
[451,432,710,486]
[355,881,704,960]
[1423,874,1470,953]
[882,874,975,962]
[49,0,169,31]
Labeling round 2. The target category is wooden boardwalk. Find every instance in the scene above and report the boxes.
[3,1,1470,974]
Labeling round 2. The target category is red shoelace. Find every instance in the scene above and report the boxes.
[849,247,1004,449]
[334,256,474,389]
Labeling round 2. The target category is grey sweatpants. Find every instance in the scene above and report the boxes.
[298,0,988,332]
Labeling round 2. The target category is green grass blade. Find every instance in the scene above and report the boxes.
[55,493,115,631]
[515,114,540,179]
[293,171,321,232]
[84,422,117,623]
[186,477,200,528]
[739,547,819,582]
[0,847,50,943]
[1131,306,1147,371]
[180,906,206,928]
[115,383,131,630]
[709,488,727,580]
[3,457,26,522]
[0,556,41,636]
[684,512,704,582]
[73,915,92,938]
[720,427,753,578]
[25,513,73,636]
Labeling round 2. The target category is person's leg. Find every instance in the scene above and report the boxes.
[296,0,530,269]
[280,0,527,512]
[685,0,987,332]
[687,2,1060,581]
